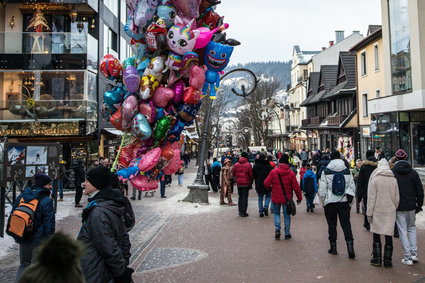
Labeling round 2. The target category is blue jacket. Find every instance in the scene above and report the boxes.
[301,169,318,193]
[13,186,55,246]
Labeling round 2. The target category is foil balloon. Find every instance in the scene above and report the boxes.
[103,85,125,112]
[143,56,165,82]
[139,101,157,124]
[194,23,228,49]
[117,166,139,181]
[123,66,140,93]
[138,147,162,172]
[157,0,177,28]
[133,0,160,27]
[154,116,172,144]
[183,86,202,104]
[171,0,201,18]
[145,18,168,52]
[152,87,175,108]
[132,113,152,140]
[100,54,122,79]
[131,175,159,191]
[139,75,160,100]
[179,102,201,122]
[171,80,185,104]
[189,64,206,89]
[167,119,186,139]
[162,149,181,175]
[123,56,136,69]
[110,107,130,131]
[122,95,139,122]
[100,102,113,121]
[161,144,175,160]
[198,9,223,29]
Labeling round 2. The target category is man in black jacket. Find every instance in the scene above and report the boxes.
[392,149,424,265]
[72,160,86,207]
[356,150,378,231]
[253,154,273,217]
[77,166,133,283]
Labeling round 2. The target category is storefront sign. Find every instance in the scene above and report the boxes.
[362,127,371,137]
[0,122,79,137]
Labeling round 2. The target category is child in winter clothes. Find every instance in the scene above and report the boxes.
[301,164,318,213]
[299,161,307,181]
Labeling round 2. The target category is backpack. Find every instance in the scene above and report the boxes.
[303,176,315,195]
[330,170,347,196]
[6,197,40,241]
[122,196,135,232]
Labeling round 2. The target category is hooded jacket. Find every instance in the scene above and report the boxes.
[77,187,130,283]
[232,157,253,187]
[301,169,318,194]
[211,161,221,177]
[12,186,55,246]
[392,160,424,211]
[264,163,302,204]
[317,155,330,180]
[253,159,273,195]
[366,159,399,236]
[356,157,377,199]
[318,159,356,206]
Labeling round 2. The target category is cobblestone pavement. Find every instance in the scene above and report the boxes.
[1,164,425,283]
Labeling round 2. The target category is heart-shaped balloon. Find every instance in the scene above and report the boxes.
[132,113,152,140]
[122,95,139,122]
[189,64,206,89]
[154,116,172,145]
[152,87,175,108]
[110,107,126,131]
[171,80,185,104]
[161,144,175,160]
[183,86,202,104]
[123,66,140,93]
[103,86,125,112]
[139,101,157,124]
[138,147,162,172]
[139,75,160,100]
[131,175,159,191]
[162,149,181,175]
[171,0,201,18]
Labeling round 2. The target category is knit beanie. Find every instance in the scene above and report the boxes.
[86,166,111,190]
[366,150,375,158]
[34,173,52,187]
[330,150,341,160]
[279,154,289,164]
[395,149,407,161]
[241,152,248,158]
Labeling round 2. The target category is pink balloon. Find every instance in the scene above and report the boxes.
[122,95,139,122]
[152,87,175,108]
[131,175,158,191]
[138,147,162,172]
[189,65,206,89]
[171,80,185,104]
[171,0,201,18]
[162,149,181,175]
[194,24,229,49]
[139,101,157,124]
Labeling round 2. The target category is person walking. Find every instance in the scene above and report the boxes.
[352,159,363,214]
[300,149,308,164]
[160,175,167,198]
[211,158,222,193]
[77,166,133,283]
[301,163,318,213]
[72,160,86,207]
[11,173,55,282]
[264,154,302,239]
[366,158,399,268]
[316,153,330,181]
[220,158,236,206]
[53,159,66,201]
[253,154,273,217]
[357,150,378,231]
[176,160,184,186]
[182,151,190,168]
[392,149,424,265]
[232,152,253,217]
[319,151,356,259]
[204,160,212,191]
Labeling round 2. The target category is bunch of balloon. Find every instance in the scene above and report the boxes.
[100,0,240,192]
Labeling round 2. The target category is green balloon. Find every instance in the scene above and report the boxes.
[154,116,171,145]
[123,56,136,69]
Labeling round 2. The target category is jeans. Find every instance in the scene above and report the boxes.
[15,244,35,283]
[52,179,63,199]
[132,188,141,199]
[305,193,314,209]
[396,210,417,259]
[212,175,220,192]
[204,175,211,190]
[238,186,249,215]
[258,192,271,213]
[273,203,291,235]
[178,174,183,185]
[324,202,353,242]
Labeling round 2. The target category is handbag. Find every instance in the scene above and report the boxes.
[278,174,296,216]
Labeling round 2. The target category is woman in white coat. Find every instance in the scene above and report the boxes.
[366,158,399,268]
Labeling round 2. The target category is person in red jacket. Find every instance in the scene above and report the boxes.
[264,154,302,239]
[232,152,253,217]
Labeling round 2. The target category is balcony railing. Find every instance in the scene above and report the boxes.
[302,118,310,126]
[0,99,97,121]
[327,115,347,126]
[310,116,321,126]
[0,32,88,54]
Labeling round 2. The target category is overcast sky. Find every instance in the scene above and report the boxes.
[217,0,382,64]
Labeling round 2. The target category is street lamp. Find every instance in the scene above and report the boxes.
[183,68,258,203]
[257,106,284,150]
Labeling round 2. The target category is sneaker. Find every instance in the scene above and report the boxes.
[306,207,310,213]
[285,234,292,240]
[75,204,83,208]
[259,213,264,217]
[411,254,419,262]
[401,258,413,265]
[161,196,167,198]
[130,197,135,200]
[263,207,268,216]
[58,198,64,202]
[311,208,314,213]
[275,230,281,239]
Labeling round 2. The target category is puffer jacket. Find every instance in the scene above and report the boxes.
[12,186,55,246]
[77,187,130,283]
[356,157,378,199]
[232,157,253,187]
[317,155,330,180]
[318,159,356,206]
[264,163,302,204]
[253,159,272,195]
[392,160,424,211]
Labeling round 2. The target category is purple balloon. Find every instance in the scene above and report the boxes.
[123,66,140,93]
[171,80,185,104]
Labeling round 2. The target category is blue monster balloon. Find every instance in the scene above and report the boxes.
[202,41,235,99]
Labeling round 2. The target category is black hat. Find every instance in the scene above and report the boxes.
[86,166,111,190]
[34,173,52,187]
[330,151,341,160]
[366,150,375,158]
[241,152,248,158]
[259,153,266,160]
[279,154,289,164]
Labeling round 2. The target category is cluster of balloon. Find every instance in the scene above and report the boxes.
[101,0,240,192]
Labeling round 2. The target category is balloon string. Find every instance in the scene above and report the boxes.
[111,132,129,173]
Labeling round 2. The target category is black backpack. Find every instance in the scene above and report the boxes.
[303,177,315,195]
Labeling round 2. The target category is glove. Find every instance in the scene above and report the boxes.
[346,195,354,204]
[114,267,134,283]
[416,206,423,214]
[367,216,373,224]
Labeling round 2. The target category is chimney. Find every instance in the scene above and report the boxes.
[335,30,345,43]
[353,30,360,34]
[322,47,326,51]
[329,40,334,47]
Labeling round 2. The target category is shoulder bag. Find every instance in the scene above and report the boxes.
[278,174,296,216]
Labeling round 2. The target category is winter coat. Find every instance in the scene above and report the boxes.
[356,157,377,199]
[232,157,253,187]
[366,159,399,236]
[317,157,330,180]
[13,186,55,246]
[77,187,130,283]
[264,163,302,205]
[318,159,356,206]
[211,161,221,177]
[299,167,307,181]
[300,151,308,161]
[392,160,424,211]
[301,169,318,195]
[253,159,273,195]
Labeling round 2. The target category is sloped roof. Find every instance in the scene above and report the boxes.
[300,72,320,106]
[301,66,337,106]
[368,25,382,36]
[322,52,356,100]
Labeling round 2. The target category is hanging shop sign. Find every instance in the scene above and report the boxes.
[0,122,79,137]
[362,127,371,137]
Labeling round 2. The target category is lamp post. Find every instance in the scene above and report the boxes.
[257,106,284,150]
[183,68,258,203]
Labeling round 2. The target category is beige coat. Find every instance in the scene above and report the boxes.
[366,159,400,236]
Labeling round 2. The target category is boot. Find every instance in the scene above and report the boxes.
[275,229,281,239]
[370,243,382,266]
[347,240,356,259]
[328,241,337,255]
[383,245,393,267]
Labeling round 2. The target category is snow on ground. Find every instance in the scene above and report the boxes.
[416,207,425,229]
